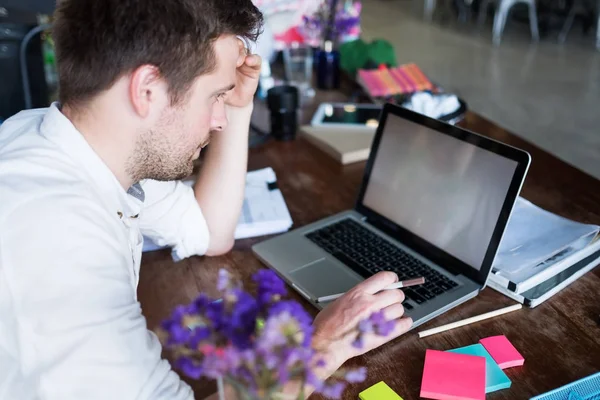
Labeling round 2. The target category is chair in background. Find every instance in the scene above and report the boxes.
[423,0,471,22]
[558,0,600,50]
[478,0,540,45]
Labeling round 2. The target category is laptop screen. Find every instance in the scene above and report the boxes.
[362,112,519,271]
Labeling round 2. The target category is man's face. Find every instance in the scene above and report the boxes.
[135,35,241,181]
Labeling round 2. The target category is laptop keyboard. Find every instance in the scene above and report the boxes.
[305,218,459,307]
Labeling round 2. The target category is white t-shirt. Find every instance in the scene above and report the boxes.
[0,104,210,400]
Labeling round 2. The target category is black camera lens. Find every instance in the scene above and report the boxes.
[266,85,299,141]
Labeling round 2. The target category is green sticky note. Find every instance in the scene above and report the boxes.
[359,381,403,400]
[448,344,512,393]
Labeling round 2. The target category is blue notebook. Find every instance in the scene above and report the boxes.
[448,344,512,393]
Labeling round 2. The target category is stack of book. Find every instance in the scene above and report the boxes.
[488,197,600,307]
[357,63,435,98]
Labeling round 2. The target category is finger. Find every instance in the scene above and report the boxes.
[369,316,413,346]
[353,317,413,355]
[357,271,398,295]
[386,316,413,340]
[372,288,405,309]
[381,302,406,320]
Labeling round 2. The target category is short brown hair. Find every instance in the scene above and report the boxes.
[53,0,263,107]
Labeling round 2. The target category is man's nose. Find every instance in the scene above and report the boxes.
[211,104,228,132]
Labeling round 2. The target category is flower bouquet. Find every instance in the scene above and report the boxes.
[302,0,362,46]
[156,269,395,399]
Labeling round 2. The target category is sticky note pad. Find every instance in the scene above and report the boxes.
[480,335,525,369]
[448,343,512,393]
[359,381,403,400]
[421,349,486,400]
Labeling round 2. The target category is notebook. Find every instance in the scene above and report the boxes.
[479,335,525,369]
[420,349,486,400]
[448,344,512,393]
[299,125,375,164]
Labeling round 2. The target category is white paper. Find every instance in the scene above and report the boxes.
[234,167,293,239]
[492,197,599,280]
[142,167,293,253]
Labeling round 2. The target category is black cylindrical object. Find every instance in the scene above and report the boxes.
[266,85,299,141]
[316,40,340,90]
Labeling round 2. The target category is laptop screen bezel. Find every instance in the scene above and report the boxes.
[354,103,531,286]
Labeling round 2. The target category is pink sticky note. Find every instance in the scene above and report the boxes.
[420,349,486,400]
[480,335,525,369]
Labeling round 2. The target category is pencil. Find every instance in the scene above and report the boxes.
[315,277,425,303]
[417,303,523,338]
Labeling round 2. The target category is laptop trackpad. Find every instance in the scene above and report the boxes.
[290,259,362,298]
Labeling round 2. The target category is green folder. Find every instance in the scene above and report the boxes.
[448,344,512,393]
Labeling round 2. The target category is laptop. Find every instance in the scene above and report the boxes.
[252,103,531,329]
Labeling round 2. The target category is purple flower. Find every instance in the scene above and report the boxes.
[253,269,288,305]
[161,305,193,346]
[320,382,346,399]
[205,299,226,331]
[267,300,314,347]
[199,345,242,379]
[358,318,374,334]
[174,357,203,379]
[260,347,279,369]
[257,312,294,350]
[158,267,375,397]
[369,311,396,336]
[192,294,212,312]
[189,327,211,349]
[353,311,395,348]
[306,370,324,391]
[344,367,367,383]
[223,290,259,349]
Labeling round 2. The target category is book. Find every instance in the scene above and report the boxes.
[489,247,600,308]
[142,167,293,252]
[357,63,435,98]
[490,197,600,294]
[299,125,375,165]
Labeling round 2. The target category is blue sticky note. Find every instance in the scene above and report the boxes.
[448,344,511,393]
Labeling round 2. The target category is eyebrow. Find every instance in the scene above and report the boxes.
[212,84,236,96]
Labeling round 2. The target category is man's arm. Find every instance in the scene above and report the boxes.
[194,104,252,256]
[2,194,193,400]
[194,41,262,256]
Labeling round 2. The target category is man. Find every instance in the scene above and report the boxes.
[0,0,412,398]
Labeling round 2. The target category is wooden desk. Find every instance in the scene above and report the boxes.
[138,103,600,399]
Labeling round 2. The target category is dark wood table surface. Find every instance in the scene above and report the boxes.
[138,89,600,399]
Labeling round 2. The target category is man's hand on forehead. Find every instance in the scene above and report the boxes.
[225,38,261,108]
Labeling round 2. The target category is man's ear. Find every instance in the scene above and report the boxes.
[129,65,168,118]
